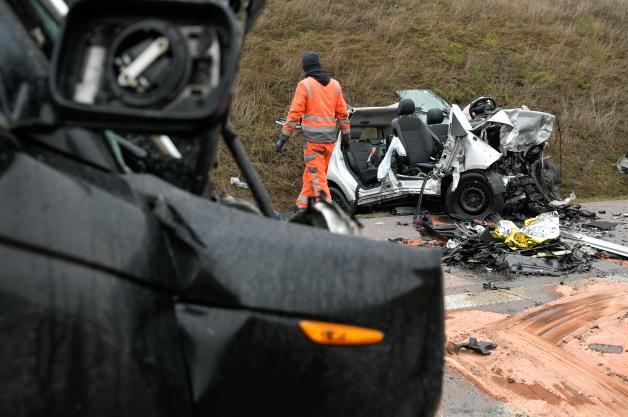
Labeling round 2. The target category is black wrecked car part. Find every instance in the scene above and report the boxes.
[45,0,277,211]
[0,144,444,416]
[50,0,239,134]
[0,0,445,416]
[496,148,561,218]
[582,220,617,231]
[448,337,497,356]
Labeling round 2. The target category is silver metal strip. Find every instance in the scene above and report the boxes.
[563,231,628,258]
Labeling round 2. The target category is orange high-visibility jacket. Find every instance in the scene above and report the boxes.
[281,77,350,143]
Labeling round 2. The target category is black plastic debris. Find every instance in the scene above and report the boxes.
[394,206,417,216]
[497,253,565,276]
[483,282,511,290]
[583,220,617,231]
[414,214,457,240]
[444,235,590,275]
[447,337,497,356]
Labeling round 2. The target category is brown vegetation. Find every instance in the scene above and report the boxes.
[215,0,628,210]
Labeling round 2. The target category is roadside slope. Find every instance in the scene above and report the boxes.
[216,0,627,210]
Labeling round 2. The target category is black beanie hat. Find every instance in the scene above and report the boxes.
[302,52,321,72]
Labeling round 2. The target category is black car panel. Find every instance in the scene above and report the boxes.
[0,140,444,416]
[0,243,192,417]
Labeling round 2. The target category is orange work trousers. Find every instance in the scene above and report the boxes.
[295,141,336,208]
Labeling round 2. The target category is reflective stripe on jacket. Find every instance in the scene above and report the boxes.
[281,77,350,143]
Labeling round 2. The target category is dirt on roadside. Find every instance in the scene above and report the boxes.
[445,280,628,417]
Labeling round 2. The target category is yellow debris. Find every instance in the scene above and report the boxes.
[492,212,560,250]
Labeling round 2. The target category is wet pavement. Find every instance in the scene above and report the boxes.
[438,369,517,417]
[358,200,628,417]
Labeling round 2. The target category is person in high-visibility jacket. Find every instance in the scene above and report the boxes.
[276,52,350,209]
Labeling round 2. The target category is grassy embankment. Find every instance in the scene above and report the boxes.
[214,0,627,210]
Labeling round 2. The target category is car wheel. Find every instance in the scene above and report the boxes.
[529,158,561,202]
[329,186,353,214]
[445,172,503,219]
[543,159,561,197]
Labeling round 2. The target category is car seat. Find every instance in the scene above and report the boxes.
[426,108,448,145]
[391,99,439,174]
[344,127,379,185]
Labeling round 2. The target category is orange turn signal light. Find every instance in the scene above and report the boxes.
[298,320,384,346]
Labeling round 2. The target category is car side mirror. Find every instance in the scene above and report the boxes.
[49,0,239,134]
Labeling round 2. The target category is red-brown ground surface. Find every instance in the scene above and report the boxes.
[445,280,628,417]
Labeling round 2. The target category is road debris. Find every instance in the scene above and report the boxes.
[229,176,249,189]
[433,211,590,275]
[394,206,417,216]
[492,211,560,249]
[588,343,623,354]
[549,191,577,209]
[483,282,510,290]
[446,337,497,356]
[389,237,424,247]
[411,198,628,275]
[562,231,628,259]
[497,253,572,276]
[583,220,617,231]
[414,213,457,241]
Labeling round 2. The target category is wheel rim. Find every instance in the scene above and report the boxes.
[458,181,491,216]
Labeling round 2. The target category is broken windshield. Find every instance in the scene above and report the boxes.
[396,89,449,111]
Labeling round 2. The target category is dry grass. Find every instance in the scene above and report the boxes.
[214,0,628,209]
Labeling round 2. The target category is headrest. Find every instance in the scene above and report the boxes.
[397,99,415,116]
[350,127,362,140]
[426,108,444,125]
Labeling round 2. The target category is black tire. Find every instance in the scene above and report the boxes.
[530,158,561,202]
[330,186,352,214]
[445,172,504,219]
[543,159,561,196]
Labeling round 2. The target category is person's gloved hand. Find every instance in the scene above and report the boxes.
[276,135,288,153]
[341,133,351,152]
